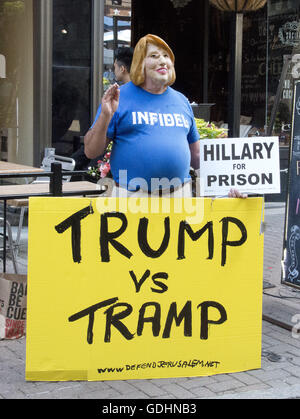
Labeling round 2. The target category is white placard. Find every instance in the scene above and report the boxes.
[199,136,280,196]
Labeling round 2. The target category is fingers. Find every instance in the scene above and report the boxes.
[228,188,248,199]
[102,83,120,116]
[104,83,119,98]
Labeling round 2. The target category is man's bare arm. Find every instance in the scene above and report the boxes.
[84,83,120,158]
[189,140,200,170]
[84,116,111,158]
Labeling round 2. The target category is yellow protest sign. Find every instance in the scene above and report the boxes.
[26,197,264,381]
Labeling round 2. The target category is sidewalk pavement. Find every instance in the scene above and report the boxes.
[2,201,300,399]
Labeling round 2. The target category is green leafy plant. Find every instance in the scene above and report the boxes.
[195,118,228,139]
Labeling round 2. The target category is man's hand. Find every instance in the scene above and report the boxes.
[84,83,120,159]
[228,188,248,199]
[102,83,120,118]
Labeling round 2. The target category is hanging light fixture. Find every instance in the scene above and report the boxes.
[169,0,193,9]
[209,0,266,12]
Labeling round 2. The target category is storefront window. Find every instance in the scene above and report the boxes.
[103,0,131,91]
[241,7,268,136]
[0,0,34,164]
[266,0,300,146]
[52,0,92,156]
[208,1,299,145]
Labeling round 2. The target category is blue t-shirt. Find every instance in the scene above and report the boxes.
[92,82,199,191]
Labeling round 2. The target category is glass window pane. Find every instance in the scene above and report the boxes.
[0,0,34,164]
[267,0,300,146]
[52,0,92,156]
[104,0,132,91]
[241,8,267,136]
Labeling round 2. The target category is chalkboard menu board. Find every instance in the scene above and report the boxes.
[241,11,267,124]
[282,81,300,288]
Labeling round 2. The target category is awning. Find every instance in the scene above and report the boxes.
[104,29,131,43]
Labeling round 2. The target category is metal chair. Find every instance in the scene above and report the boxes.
[0,217,19,274]
[33,154,76,183]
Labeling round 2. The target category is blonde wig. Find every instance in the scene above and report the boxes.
[130,34,176,87]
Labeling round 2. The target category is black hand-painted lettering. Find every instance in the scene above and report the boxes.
[104,303,134,342]
[68,297,118,344]
[198,301,227,340]
[177,221,214,260]
[129,269,151,293]
[220,217,247,266]
[162,301,192,338]
[151,272,169,293]
[137,302,161,337]
[55,205,93,263]
[138,217,170,258]
[69,298,228,342]
[100,212,133,262]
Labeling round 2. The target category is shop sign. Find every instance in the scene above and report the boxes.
[25,197,263,381]
[199,137,280,196]
[279,21,300,47]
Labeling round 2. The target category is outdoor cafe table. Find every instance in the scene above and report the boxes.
[0,161,44,176]
[0,180,102,273]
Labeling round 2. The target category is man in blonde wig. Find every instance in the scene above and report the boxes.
[85,33,201,196]
[129,34,176,88]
